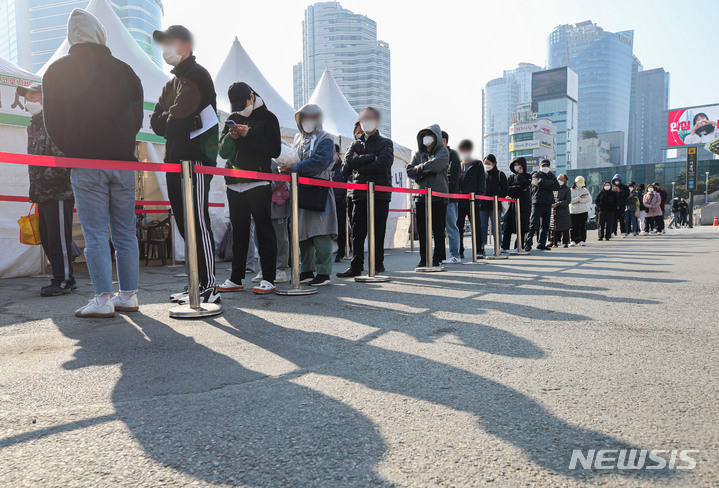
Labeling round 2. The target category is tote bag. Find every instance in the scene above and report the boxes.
[18,203,41,246]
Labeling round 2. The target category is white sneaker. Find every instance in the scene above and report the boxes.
[568,241,576,247]
[75,297,115,318]
[579,241,586,246]
[441,256,462,264]
[621,233,627,238]
[275,269,288,283]
[170,287,188,303]
[252,271,263,283]
[217,279,244,292]
[112,293,139,312]
[178,286,222,305]
[253,280,276,295]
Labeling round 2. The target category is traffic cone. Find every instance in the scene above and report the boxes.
[713,216,718,226]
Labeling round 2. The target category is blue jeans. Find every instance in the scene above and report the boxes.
[445,202,460,258]
[624,210,638,234]
[71,168,139,295]
[479,208,502,248]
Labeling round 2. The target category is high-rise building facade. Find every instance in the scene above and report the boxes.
[0,0,163,72]
[293,1,391,136]
[481,62,542,168]
[547,21,634,163]
[628,63,670,165]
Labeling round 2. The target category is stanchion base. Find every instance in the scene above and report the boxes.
[404,250,419,253]
[463,261,488,265]
[174,273,188,278]
[343,256,352,261]
[276,286,318,296]
[355,275,390,283]
[169,303,222,319]
[485,255,509,260]
[514,250,531,256]
[415,266,446,273]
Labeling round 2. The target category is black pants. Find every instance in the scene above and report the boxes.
[166,169,216,288]
[416,199,447,267]
[570,212,588,243]
[598,210,614,239]
[350,197,390,272]
[524,203,551,250]
[656,211,665,231]
[501,203,530,250]
[227,185,277,284]
[645,215,662,232]
[38,198,75,286]
[335,197,347,259]
[551,229,570,246]
[457,200,480,256]
[613,211,626,235]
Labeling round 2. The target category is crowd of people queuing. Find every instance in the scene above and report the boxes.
[23,12,678,318]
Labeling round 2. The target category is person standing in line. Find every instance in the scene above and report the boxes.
[150,25,219,305]
[502,157,531,252]
[549,174,571,247]
[456,140,485,259]
[331,144,347,263]
[441,131,462,264]
[478,154,508,256]
[21,82,76,297]
[406,124,449,268]
[278,104,336,287]
[679,197,689,227]
[337,107,393,278]
[216,82,281,295]
[643,184,663,234]
[523,160,559,252]
[637,183,647,233]
[610,174,629,237]
[43,9,143,317]
[668,197,680,229]
[569,175,591,246]
[596,182,618,241]
[654,182,668,234]
[624,182,639,236]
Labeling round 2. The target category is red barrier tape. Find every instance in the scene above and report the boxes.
[389,209,411,213]
[0,151,181,173]
[376,185,427,195]
[0,195,225,208]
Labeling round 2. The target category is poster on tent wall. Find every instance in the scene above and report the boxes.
[386,160,410,249]
[0,73,35,126]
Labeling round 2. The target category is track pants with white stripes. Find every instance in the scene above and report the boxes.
[166,168,216,289]
[38,198,75,286]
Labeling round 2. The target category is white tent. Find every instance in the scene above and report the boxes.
[307,68,412,248]
[215,37,298,140]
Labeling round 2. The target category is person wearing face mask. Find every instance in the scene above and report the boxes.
[624,182,639,236]
[595,182,618,241]
[477,154,508,256]
[151,25,220,306]
[549,174,572,247]
[569,176,591,246]
[406,125,450,268]
[502,157,531,252]
[278,104,337,287]
[653,182,668,234]
[643,185,663,234]
[42,9,143,318]
[337,107,394,278]
[440,131,463,264]
[20,83,75,297]
[455,139,485,259]
[523,160,560,252]
[216,82,281,295]
[636,183,648,233]
[331,144,348,263]
[610,174,629,237]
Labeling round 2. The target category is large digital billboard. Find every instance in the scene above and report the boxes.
[667,104,719,147]
[531,67,578,102]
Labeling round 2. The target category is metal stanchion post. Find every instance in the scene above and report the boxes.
[40,247,47,275]
[415,189,445,272]
[277,171,317,296]
[356,182,389,283]
[514,200,530,255]
[485,196,508,260]
[464,193,486,266]
[344,211,351,261]
[405,204,417,253]
[167,209,184,268]
[169,161,222,318]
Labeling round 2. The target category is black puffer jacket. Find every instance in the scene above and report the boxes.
[458,160,486,196]
[331,157,347,202]
[530,171,560,205]
[480,165,508,210]
[343,131,394,202]
[506,159,531,215]
[27,112,72,203]
[596,188,618,211]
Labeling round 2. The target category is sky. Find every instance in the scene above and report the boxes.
[165,0,719,148]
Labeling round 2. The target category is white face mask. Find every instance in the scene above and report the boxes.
[302,119,317,133]
[604,185,611,191]
[25,101,43,115]
[422,135,435,147]
[484,164,493,172]
[559,180,566,186]
[239,100,253,117]
[162,45,182,66]
[459,152,471,161]
[648,188,655,193]
[360,120,377,133]
[629,187,635,192]
[513,164,521,172]
[541,166,550,173]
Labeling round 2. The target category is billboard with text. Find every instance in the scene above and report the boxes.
[667,104,719,147]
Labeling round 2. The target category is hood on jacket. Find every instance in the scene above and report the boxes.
[295,103,324,136]
[67,9,107,46]
[416,124,444,154]
[612,173,622,184]
[510,157,527,174]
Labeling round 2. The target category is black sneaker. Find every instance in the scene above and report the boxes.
[309,274,331,286]
[170,286,189,302]
[336,268,361,278]
[376,266,386,273]
[299,272,314,283]
[334,255,344,263]
[178,286,221,305]
[536,244,551,250]
[41,282,71,297]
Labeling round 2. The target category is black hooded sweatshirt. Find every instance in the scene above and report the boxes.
[507,159,532,215]
[480,165,508,211]
[596,187,618,211]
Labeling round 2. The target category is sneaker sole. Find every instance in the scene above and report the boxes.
[252,288,276,295]
[216,287,244,292]
[115,306,139,312]
[41,289,71,297]
[75,311,116,318]
[311,281,331,287]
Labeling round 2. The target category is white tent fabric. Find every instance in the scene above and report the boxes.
[215,37,298,139]
[307,68,412,248]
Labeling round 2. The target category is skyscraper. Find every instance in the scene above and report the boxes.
[628,60,670,165]
[547,21,634,162]
[293,1,391,136]
[0,0,164,72]
[482,62,542,168]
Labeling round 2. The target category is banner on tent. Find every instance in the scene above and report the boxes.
[0,73,36,127]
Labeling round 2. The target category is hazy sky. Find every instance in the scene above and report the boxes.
[165,0,719,148]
